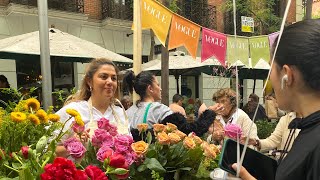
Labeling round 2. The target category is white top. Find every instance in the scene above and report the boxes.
[126,102,173,128]
[56,100,129,136]
[216,108,258,139]
[260,112,300,151]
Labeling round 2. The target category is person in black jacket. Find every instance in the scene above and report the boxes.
[234,19,320,180]
[242,93,268,121]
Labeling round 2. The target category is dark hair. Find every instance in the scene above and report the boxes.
[172,94,183,103]
[249,93,259,103]
[0,75,10,88]
[275,19,320,91]
[74,58,119,101]
[123,71,155,103]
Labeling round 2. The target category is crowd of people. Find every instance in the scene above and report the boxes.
[1,19,320,180]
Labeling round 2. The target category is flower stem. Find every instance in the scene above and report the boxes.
[4,164,19,172]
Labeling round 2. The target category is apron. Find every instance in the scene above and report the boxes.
[87,98,129,137]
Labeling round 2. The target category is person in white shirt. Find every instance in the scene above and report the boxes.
[55,58,129,157]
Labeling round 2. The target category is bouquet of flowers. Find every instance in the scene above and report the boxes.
[130,123,220,179]
[0,98,62,178]
[58,113,136,180]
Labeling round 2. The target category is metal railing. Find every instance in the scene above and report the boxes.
[102,0,133,20]
[10,0,84,13]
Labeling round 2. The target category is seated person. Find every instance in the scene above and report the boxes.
[242,93,268,121]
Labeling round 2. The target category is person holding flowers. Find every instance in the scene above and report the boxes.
[124,71,220,141]
[55,58,129,157]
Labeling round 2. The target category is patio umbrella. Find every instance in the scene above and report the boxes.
[124,51,222,93]
[0,28,132,65]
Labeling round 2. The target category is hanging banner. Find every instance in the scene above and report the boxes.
[168,14,201,59]
[227,36,249,66]
[249,36,270,67]
[141,0,173,46]
[201,28,227,66]
[268,32,279,53]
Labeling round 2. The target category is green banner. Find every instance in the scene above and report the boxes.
[227,36,249,66]
[249,36,270,67]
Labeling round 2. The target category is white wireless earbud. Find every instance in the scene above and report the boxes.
[281,75,288,90]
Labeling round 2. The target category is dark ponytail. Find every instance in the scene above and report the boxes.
[123,71,136,95]
[123,71,155,105]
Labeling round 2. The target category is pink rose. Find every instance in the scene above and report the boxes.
[124,151,137,165]
[63,137,78,147]
[224,124,243,140]
[97,118,118,136]
[64,140,86,159]
[114,135,133,153]
[72,121,85,134]
[92,129,114,148]
[97,117,110,129]
[96,146,114,162]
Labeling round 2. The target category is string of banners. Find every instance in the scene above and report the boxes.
[140,0,279,68]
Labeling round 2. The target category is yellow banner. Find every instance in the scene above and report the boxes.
[168,14,201,59]
[141,0,173,46]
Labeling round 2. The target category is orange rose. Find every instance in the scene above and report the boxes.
[193,135,203,145]
[183,137,196,149]
[165,123,177,132]
[153,124,165,133]
[202,143,218,159]
[173,130,187,140]
[157,131,170,145]
[188,132,202,145]
[168,133,181,144]
[137,123,148,133]
[131,141,149,155]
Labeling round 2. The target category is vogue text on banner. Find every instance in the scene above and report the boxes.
[227,36,249,66]
[141,0,173,46]
[201,28,227,66]
[168,14,201,59]
[241,16,254,33]
[249,36,270,67]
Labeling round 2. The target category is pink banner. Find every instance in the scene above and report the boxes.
[268,32,279,49]
[201,28,227,66]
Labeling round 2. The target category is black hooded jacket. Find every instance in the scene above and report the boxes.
[131,109,216,142]
[275,110,320,180]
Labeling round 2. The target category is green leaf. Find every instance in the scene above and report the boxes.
[36,136,47,153]
[113,168,129,175]
[137,164,147,172]
[179,167,192,171]
[12,162,21,169]
[145,158,166,173]
[18,167,34,180]
[147,131,152,144]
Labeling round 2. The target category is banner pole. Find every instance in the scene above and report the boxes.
[133,0,142,103]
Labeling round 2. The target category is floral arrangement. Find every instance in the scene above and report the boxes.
[0,98,62,178]
[0,96,135,179]
[130,123,220,179]
[58,114,136,180]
